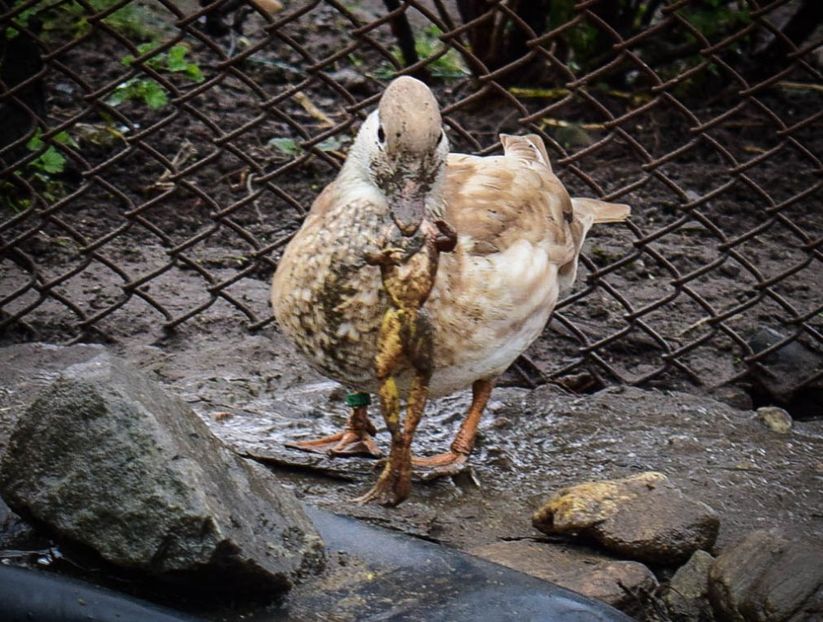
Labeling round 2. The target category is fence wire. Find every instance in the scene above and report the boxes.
[1,0,821,400]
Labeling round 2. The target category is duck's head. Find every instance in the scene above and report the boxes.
[350,76,449,236]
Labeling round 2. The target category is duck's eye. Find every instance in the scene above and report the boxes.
[377,126,385,143]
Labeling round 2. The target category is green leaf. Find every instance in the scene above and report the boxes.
[166,45,188,71]
[36,147,66,174]
[316,135,350,152]
[26,130,44,151]
[268,137,302,156]
[141,81,168,109]
[185,63,204,82]
[54,131,78,148]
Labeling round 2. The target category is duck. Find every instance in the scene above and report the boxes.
[271,76,630,506]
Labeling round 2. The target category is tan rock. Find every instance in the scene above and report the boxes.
[533,471,667,531]
[533,472,719,565]
[251,0,283,14]
[470,540,657,611]
[756,406,792,434]
[663,550,715,621]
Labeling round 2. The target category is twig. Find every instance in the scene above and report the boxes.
[293,91,335,127]
[245,172,265,224]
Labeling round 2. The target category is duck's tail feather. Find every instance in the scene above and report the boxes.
[571,197,631,225]
[499,133,552,172]
[557,198,631,294]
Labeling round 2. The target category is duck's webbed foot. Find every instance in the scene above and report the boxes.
[286,405,383,458]
[414,378,494,480]
[412,451,469,480]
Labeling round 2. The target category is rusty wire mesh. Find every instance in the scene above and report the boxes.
[1,0,821,400]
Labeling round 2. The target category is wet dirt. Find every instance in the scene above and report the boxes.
[115,330,822,557]
[1,1,820,396]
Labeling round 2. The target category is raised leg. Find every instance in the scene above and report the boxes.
[285,404,383,458]
[413,377,494,477]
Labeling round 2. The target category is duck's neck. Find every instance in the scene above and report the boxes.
[337,149,447,222]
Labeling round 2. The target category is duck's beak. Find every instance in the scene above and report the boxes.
[388,179,426,236]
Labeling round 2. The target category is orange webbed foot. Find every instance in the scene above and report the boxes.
[286,403,382,458]
[354,451,412,506]
[285,430,383,458]
[412,451,469,480]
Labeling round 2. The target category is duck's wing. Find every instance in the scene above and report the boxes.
[444,133,630,292]
[443,134,574,263]
[272,181,336,296]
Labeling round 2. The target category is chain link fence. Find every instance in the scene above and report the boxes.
[1,0,821,407]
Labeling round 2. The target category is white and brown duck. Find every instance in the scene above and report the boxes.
[272,76,629,505]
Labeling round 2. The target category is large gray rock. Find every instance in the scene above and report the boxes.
[0,342,105,455]
[0,353,324,593]
[708,530,823,622]
[663,550,716,621]
[470,540,657,613]
[748,327,823,419]
[532,472,719,565]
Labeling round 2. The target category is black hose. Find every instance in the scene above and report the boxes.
[0,565,201,622]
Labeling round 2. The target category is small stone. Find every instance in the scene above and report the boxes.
[708,530,823,622]
[747,327,823,419]
[756,406,792,434]
[532,472,719,565]
[470,540,658,612]
[329,68,368,91]
[663,550,716,621]
[718,262,741,278]
[710,385,753,411]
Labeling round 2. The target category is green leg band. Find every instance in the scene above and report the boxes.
[346,392,371,407]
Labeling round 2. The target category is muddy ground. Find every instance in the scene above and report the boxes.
[2,1,821,394]
[123,328,823,554]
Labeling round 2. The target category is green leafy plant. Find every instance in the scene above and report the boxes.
[108,43,204,109]
[376,25,469,79]
[4,5,39,40]
[409,25,468,78]
[26,129,74,174]
[108,77,169,109]
[5,0,157,43]
[85,0,152,40]
[1,129,75,213]
[121,43,204,81]
[267,135,351,157]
